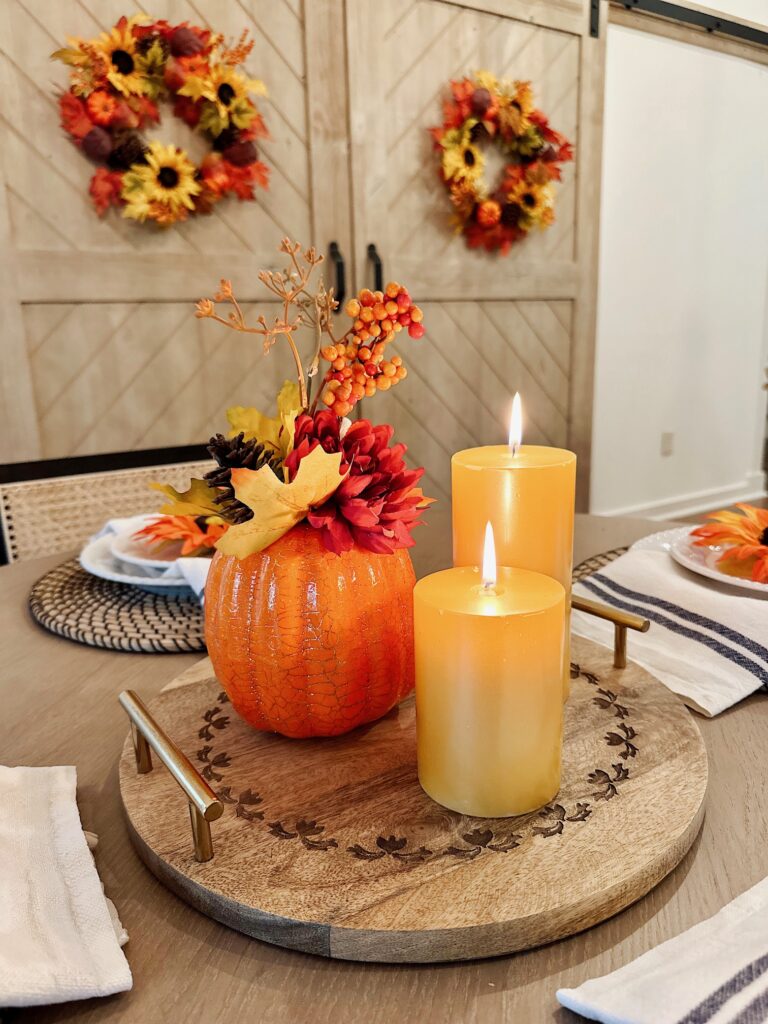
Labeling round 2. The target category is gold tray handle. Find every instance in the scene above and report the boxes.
[119,690,223,862]
[572,596,650,669]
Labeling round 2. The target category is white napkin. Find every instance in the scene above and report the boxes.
[558,875,768,1023]
[0,765,132,1007]
[97,516,211,600]
[572,548,768,716]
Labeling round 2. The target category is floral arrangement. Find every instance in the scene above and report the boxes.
[133,514,226,556]
[429,71,573,254]
[691,504,768,583]
[154,238,432,557]
[52,15,268,226]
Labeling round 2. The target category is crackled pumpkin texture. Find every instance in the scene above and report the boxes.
[205,523,416,738]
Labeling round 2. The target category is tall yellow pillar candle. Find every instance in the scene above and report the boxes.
[414,534,565,817]
[452,398,576,698]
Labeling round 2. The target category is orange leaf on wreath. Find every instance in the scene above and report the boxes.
[133,96,160,127]
[242,111,270,141]
[89,168,124,215]
[226,161,269,200]
[59,93,93,140]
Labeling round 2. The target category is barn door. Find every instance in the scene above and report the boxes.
[0,0,351,463]
[345,0,606,509]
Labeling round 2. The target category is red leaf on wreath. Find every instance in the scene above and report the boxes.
[89,168,124,216]
[163,56,188,92]
[133,96,160,127]
[173,95,201,128]
[132,19,171,41]
[59,93,93,140]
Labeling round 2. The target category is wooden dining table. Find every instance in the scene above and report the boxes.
[3,512,766,1024]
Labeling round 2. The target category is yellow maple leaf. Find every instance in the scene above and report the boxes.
[151,478,221,518]
[51,46,89,66]
[177,77,216,103]
[215,445,344,559]
[226,379,301,461]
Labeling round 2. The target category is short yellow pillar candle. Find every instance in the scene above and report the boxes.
[451,395,576,699]
[414,524,565,818]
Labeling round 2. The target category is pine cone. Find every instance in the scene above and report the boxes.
[108,135,148,171]
[213,127,240,152]
[204,433,281,524]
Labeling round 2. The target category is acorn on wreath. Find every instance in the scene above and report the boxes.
[429,71,573,254]
[52,15,269,227]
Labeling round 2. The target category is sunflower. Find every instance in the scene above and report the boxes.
[441,126,483,184]
[180,64,265,133]
[121,142,201,225]
[507,178,552,222]
[209,66,259,116]
[94,17,147,97]
[449,179,477,221]
[691,504,768,583]
[498,80,535,139]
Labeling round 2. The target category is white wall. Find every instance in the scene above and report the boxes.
[590,24,768,517]
[705,1,768,26]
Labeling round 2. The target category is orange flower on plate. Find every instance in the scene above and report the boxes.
[691,503,768,583]
[134,515,227,557]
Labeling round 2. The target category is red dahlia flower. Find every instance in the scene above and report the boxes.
[284,411,431,555]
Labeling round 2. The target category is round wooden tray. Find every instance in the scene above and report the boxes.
[119,635,707,962]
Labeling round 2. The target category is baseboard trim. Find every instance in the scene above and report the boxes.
[591,474,767,520]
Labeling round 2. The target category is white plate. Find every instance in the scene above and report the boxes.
[110,519,185,570]
[79,535,193,596]
[632,525,768,595]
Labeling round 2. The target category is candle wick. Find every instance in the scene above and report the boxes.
[510,441,520,457]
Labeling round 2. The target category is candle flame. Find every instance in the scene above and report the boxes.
[508,393,522,454]
[482,521,497,589]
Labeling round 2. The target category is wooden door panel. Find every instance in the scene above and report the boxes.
[347,0,604,507]
[21,300,311,459]
[347,0,580,297]
[0,0,353,461]
[1,0,312,263]
[372,298,572,502]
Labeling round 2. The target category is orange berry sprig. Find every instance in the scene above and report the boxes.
[317,282,424,418]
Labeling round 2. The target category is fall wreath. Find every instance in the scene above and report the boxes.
[52,16,269,227]
[429,71,573,254]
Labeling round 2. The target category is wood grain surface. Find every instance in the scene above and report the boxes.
[2,515,761,1024]
[119,638,707,962]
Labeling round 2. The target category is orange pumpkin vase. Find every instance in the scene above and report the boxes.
[204,522,416,738]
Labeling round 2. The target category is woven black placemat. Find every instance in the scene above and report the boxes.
[572,546,628,583]
[28,559,205,654]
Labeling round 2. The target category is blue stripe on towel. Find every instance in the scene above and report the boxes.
[579,578,768,687]
[591,572,768,667]
[676,951,768,1024]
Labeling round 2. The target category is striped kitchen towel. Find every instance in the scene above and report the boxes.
[557,875,768,1023]
[571,549,768,716]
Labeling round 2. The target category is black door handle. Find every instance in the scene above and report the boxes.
[367,243,383,293]
[328,241,345,309]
